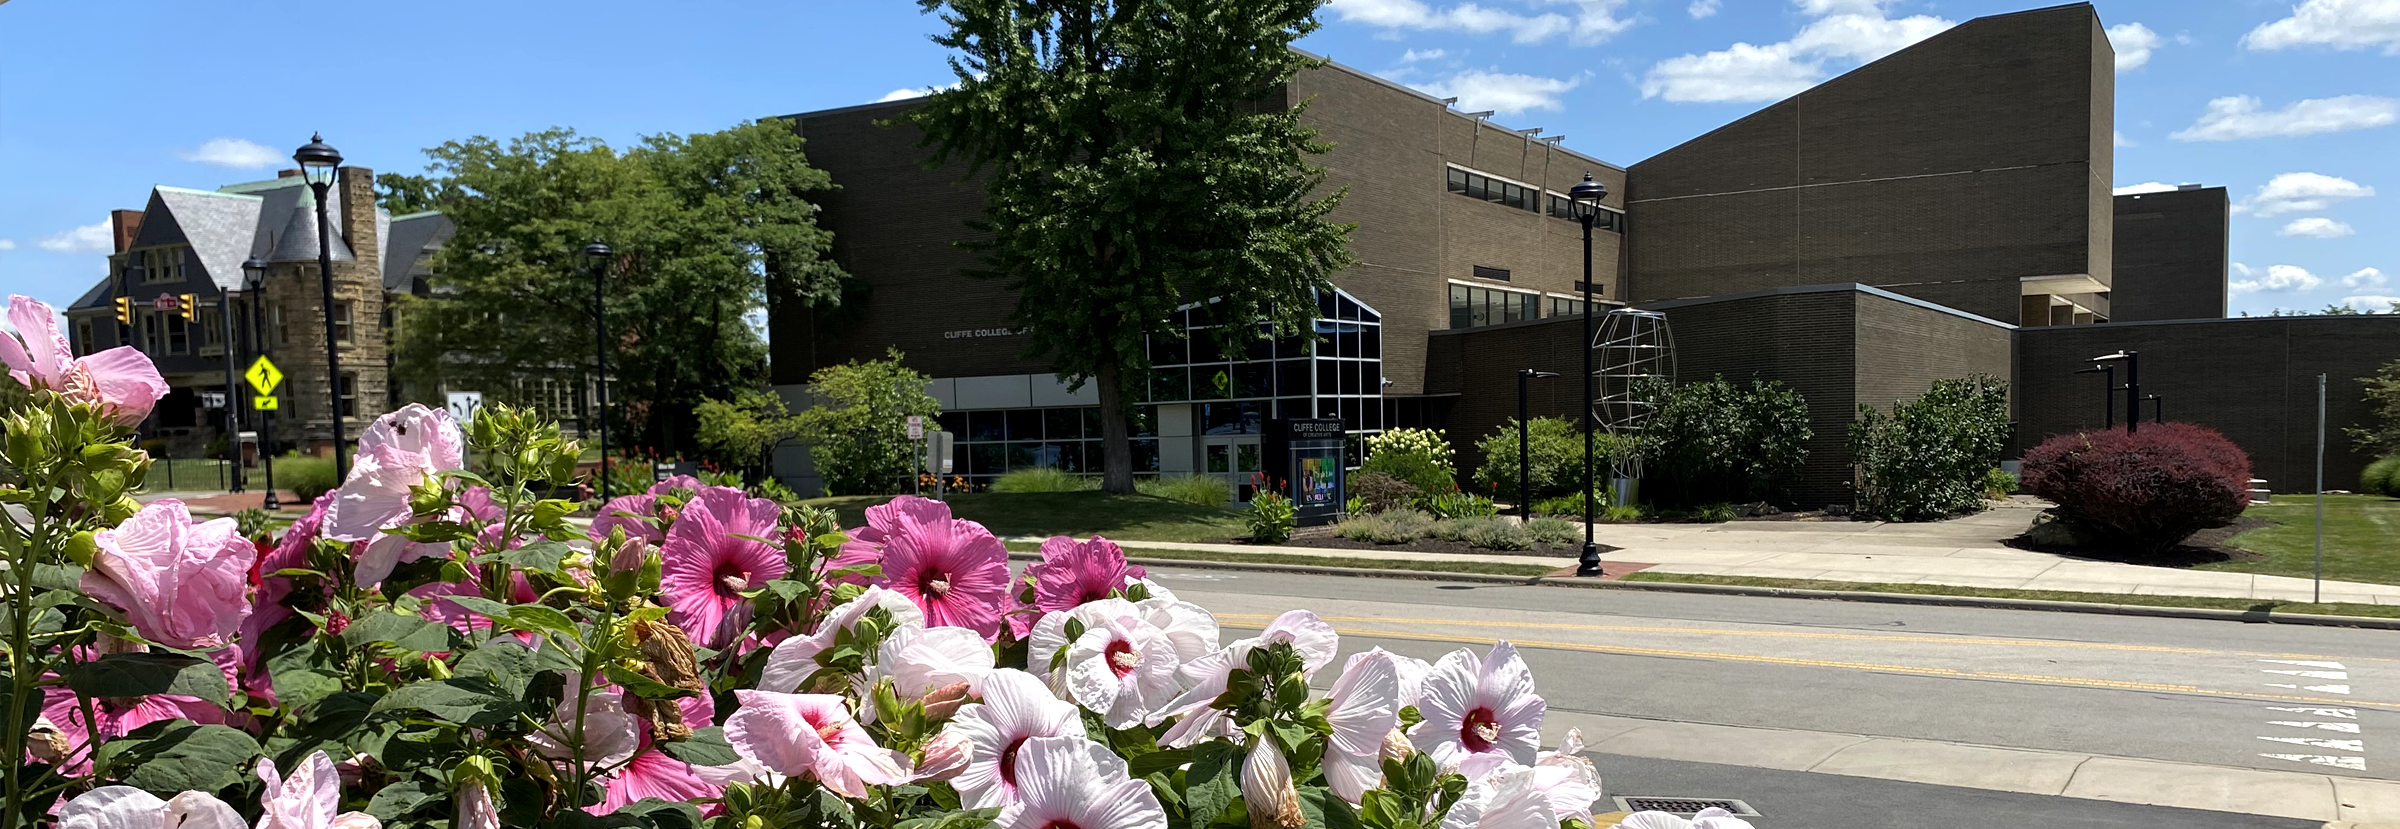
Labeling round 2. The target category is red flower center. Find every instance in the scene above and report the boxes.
[921,570,953,598]
[1040,822,1081,829]
[1000,736,1028,786]
[1461,707,1500,753]
[713,559,751,597]
[1105,639,1140,677]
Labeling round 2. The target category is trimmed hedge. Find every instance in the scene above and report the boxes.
[2020,423,2252,553]
[2362,456,2400,497]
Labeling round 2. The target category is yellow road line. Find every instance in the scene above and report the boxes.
[1213,612,2393,663]
[1314,624,2383,707]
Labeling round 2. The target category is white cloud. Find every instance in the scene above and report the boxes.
[37,221,111,254]
[1793,0,1885,13]
[2339,294,2400,312]
[175,138,284,169]
[2113,182,2178,195]
[2231,263,2324,293]
[875,81,962,103]
[2170,95,2399,141]
[2107,22,2161,71]
[2237,172,2375,216]
[1419,69,1581,114]
[2280,217,2357,238]
[2243,0,2400,54]
[1689,0,1720,19]
[1398,48,1448,62]
[2343,267,2389,288]
[2114,130,2135,148]
[1327,0,1633,45]
[1640,9,1952,102]
[0,239,15,251]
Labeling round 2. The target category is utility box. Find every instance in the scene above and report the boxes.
[1265,418,1346,526]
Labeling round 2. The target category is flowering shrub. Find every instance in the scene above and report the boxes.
[2019,423,2253,553]
[0,292,1739,829]
[1361,429,1457,493]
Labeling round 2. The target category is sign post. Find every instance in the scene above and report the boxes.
[924,430,954,501]
[445,392,484,425]
[244,356,285,509]
[908,416,928,495]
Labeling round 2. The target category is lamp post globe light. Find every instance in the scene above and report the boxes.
[295,133,349,480]
[582,242,614,499]
[241,255,281,510]
[1568,171,1609,577]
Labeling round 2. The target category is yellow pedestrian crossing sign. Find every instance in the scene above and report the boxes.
[253,396,279,411]
[244,356,283,395]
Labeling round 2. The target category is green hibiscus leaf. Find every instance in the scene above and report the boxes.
[63,652,230,704]
[342,609,463,653]
[94,722,261,794]
[604,664,697,700]
[660,727,740,767]
[1184,742,1244,829]
[366,778,445,822]
[504,539,575,573]
[373,677,527,726]
[454,640,542,698]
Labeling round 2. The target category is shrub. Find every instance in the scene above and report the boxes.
[1138,473,1232,506]
[1362,428,1458,492]
[1335,508,1434,544]
[1418,491,1498,520]
[1525,516,1581,544]
[1246,491,1296,543]
[748,476,801,503]
[1532,489,1609,518]
[2020,423,2252,553]
[1640,376,1813,507]
[1429,517,1532,551]
[1849,375,2011,522]
[275,455,339,501]
[792,348,942,495]
[1600,503,1647,523]
[993,467,1098,493]
[1473,417,1580,502]
[1983,467,2019,499]
[1348,471,1419,514]
[2361,456,2400,497]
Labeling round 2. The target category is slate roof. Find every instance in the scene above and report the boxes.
[152,187,264,292]
[267,193,357,263]
[382,212,455,292]
[77,174,444,309]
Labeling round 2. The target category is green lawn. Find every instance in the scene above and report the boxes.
[2203,494,2400,586]
[801,491,1249,544]
[1622,572,2398,619]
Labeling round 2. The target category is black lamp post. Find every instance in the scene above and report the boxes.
[1568,172,1609,577]
[2074,365,2114,429]
[241,255,280,510]
[2091,351,2139,433]
[1517,370,1560,522]
[582,242,614,499]
[294,133,349,479]
[2144,394,2163,424]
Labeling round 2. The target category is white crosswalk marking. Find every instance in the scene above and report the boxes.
[2265,706,2357,719]
[2263,683,2352,694]
[2258,736,2365,752]
[2267,721,2362,733]
[2259,753,2367,771]
[2260,669,2349,680]
[2259,660,2347,670]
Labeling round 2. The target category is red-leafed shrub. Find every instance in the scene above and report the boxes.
[2020,423,2252,553]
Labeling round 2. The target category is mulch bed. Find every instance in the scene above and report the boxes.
[1218,524,1624,560]
[2004,514,2272,567]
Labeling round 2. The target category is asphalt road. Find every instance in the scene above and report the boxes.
[1148,569,2398,821]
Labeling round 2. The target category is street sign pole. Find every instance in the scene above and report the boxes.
[245,355,286,509]
[2315,373,2326,604]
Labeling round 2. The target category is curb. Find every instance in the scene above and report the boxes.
[1071,549,2400,631]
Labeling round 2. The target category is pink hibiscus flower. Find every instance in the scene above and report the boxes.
[54,786,245,829]
[1012,535,1146,638]
[81,499,255,651]
[1411,642,1544,771]
[725,690,912,799]
[839,496,1009,641]
[322,404,467,588]
[242,492,336,664]
[658,487,786,648]
[993,735,1166,829]
[32,684,225,776]
[255,752,382,829]
[0,294,167,426]
[590,493,664,546]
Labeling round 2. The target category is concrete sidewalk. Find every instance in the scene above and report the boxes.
[1060,498,2400,606]
[1543,712,2400,825]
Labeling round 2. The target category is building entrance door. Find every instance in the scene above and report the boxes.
[1199,434,1263,502]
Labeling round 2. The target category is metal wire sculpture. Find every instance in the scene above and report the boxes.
[1592,308,1676,482]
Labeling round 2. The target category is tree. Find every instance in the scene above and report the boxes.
[375,172,444,215]
[2348,358,2400,457]
[910,0,1357,494]
[390,123,846,453]
[694,389,806,472]
[792,349,943,495]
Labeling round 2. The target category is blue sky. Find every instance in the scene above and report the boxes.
[2,0,2395,319]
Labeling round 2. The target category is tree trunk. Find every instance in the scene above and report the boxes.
[1096,360,1136,495]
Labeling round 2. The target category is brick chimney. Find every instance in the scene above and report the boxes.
[338,166,378,271]
[110,209,144,254]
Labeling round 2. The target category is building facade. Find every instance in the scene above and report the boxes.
[2108,186,2230,322]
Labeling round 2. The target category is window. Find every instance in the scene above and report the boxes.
[1449,283,1538,329]
[139,248,187,284]
[1545,194,1626,232]
[272,303,290,346]
[140,312,160,355]
[1548,296,1589,318]
[1471,265,1511,282]
[199,307,223,354]
[74,320,93,356]
[337,372,357,417]
[332,301,354,344]
[165,312,189,355]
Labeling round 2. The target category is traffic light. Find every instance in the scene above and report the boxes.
[177,293,197,321]
[113,296,131,324]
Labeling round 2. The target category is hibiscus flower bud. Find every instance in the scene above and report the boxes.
[914,730,974,782]
[335,752,373,786]
[1380,727,1415,765]
[918,681,974,721]
[1242,742,1306,829]
[456,778,500,829]
[325,608,351,636]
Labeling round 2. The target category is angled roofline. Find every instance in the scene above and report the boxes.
[156,185,264,201]
[1635,282,2017,329]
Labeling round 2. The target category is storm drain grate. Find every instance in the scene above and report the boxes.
[1611,797,1760,817]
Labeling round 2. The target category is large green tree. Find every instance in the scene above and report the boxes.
[391,122,845,453]
[911,0,1357,494]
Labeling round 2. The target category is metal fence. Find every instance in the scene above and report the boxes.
[144,457,236,492]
